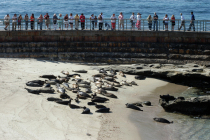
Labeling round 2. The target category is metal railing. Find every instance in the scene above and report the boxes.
[0,18,210,32]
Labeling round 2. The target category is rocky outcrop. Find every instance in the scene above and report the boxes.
[159,96,210,115]
[103,63,210,88]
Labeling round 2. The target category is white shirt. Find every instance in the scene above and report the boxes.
[12,16,17,23]
[110,16,116,23]
[181,15,185,21]
[4,15,10,22]
[69,16,74,23]
[98,15,103,23]
[130,15,136,21]
[137,15,141,20]
[90,16,94,20]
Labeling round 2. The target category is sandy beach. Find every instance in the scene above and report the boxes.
[0,58,188,140]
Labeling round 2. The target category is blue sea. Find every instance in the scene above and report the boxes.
[0,0,209,20]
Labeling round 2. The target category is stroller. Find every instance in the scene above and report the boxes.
[105,22,110,30]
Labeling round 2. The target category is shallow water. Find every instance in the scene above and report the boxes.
[0,0,209,20]
[130,83,210,140]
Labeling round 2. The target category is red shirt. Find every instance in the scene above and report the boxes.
[30,16,34,21]
[44,15,49,20]
[80,15,85,23]
[171,17,175,23]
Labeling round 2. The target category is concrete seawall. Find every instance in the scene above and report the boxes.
[0,30,210,64]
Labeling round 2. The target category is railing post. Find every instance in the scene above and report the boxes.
[143,19,144,31]
[126,19,127,30]
[197,20,198,32]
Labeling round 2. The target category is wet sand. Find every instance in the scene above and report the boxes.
[0,58,187,140]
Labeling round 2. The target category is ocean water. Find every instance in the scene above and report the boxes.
[0,0,209,20]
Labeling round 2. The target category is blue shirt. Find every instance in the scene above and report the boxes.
[191,14,195,20]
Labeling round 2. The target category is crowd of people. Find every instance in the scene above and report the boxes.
[3,12,196,31]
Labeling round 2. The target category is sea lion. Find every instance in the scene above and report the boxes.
[39,75,57,79]
[56,99,72,105]
[25,88,41,94]
[68,99,84,109]
[135,75,146,80]
[102,87,118,91]
[153,118,173,124]
[61,70,69,75]
[81,106,91,114]
[95,107,110,113]
[39,87,55,93]
[47,97,62,102]
[72,70,87,73]
[60,93,70,99]
[126,103,143,111]
[26,82,43,87]
[78,91,91,98]
[142,101,152,106]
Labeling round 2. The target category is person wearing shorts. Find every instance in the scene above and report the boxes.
[163,14,169,31]
[12,14,17,31]
[64,14,68,30]
[4,14,10,30]
[57,14,62,30]
[44,13,50,30]
[69,13,74,30]
[118,12,124,30]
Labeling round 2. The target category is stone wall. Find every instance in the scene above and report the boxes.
[0,31,209,64]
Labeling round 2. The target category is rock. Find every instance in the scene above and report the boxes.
[160,94,176,102]
[160,95,210,115]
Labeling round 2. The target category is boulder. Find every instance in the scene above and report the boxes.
[160,96,210,115]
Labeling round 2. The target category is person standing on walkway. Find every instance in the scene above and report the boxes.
[118,12,124,30]
[136,13,141,30]
[69,13,74,30]
[38,14,43,30]
[163,14,169,31]
[188,11,195,31]
[130,12,136,30]
[64,14,68,30]
[110,13,117,30]
[80,13,85,30]
[74,14,79,30]
[17,14,22,30]
[90,14,95,30]
[98,13,103,30]
[178,13,185,31]
[53,14,58,30]
[94,16,97,28]
[171,15,175,31]
[153,12,158,31]
[12,14,17,31]
[57,14,62,30]
[4,14,10,30]
[44,13,50,30]
[147,15,152,31]
[30,13,35,30]
[24,14,29,30]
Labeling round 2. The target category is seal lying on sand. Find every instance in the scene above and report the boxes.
[25,88,41,94]
[102,87,118,91]
[26,80,45,87]
[126,103,143,111]
[72,70,87,73]
[68,99,84,109]
[60,93,70,99]
[56,99,72,105]
[153,118,173,124]
[160,94,176,102]
[39,75,57,79]
[47,97,62,102]
[95,107,110,113]
[81,107,91,114]
[135,75,146,80]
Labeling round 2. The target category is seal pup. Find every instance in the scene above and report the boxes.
[85,88,92,93]
[57,87,66,94]
[126,103,143,111]
[142,101,152,106]
[25,88,41,94]
[67,73,81,78]
[75,96,79,103]
[81,106,91,114]
[110,69,116,75]
[95,107,110,113]
[43,83,51,88]
[77,83,91,88]
[129,81,138,86]
[39,75,57,79]
[153,118,173,124]
[72,70,87,73]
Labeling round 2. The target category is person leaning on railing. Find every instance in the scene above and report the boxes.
[17,14,22,30]
[118,12,124,30]
[69,13,74,30]
[136,13,141,30]
[58,14,62,30]
[130,12,136,30]
[98,14,103,30]
[74,14,79,30]
[110,13,117,30]
[30,13,35,30]
[24,14,29,30]
[163,14,169,31]
[171,15,175,31]
[80,13,85,30]
[147,15,152,31]
[53,14,58,30]
[38,14,43,30]
[64,14,68,30]
[178,13,185,31]
[44,13,50,30]
[4,14,10,30]
[12,14,17,31]
[153,12,158,31]
[90,14,95,30]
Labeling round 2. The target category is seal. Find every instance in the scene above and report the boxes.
[142,101,152,106]
[121,81,131,86]
[77,91,91,98]
[102,87,118,91]
[72,70,88,73]
[61,70,69,75]
[81,106,91,114]
[60,93,70,99]
[26,80,45,87]
[101,92,118,98]
[95,107,110,113]
[25,88,41,94]
[39,87,55,93]
[126,103,143,111]
[135,75,146,80]
[153,118,173,124]
[39,75,57,79]
[56,99,72,105]
[119,71,125,77]
[95,104,106,109]
[68,99,84,109]
[47,97,62,102]
[99,68,107,74]
[87,102,96,105]
[160,94,176,102]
